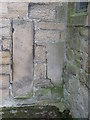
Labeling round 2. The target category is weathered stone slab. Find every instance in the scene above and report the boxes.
[0,75,9,101]
[47,42,64,85]
[37,21,65,30]
[13,19,33,97]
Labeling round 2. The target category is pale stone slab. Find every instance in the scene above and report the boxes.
[13,19,33,97]
[47,42,64,85]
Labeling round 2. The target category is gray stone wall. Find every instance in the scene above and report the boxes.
[0,2,67,107]
[63,2,89,118]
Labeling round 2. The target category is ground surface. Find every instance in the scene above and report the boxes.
[1,105,73,119]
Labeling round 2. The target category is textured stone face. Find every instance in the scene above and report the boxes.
[13,19,34,97]
[0,75,9,102]
[34,63,46,80]
[37,21,65,30]
[0,51,10,64]
[0,65,10,75]
[47,42,64,85]
[35,46,46,62]
[29,4,56,20]
[35,30,61,43]
[63,3,88,118]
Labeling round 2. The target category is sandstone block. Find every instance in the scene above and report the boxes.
[8,2,28,11]
[37,21,65,30]
[2,27,10,37]
[0,65,10,75]
[34,63,46,80]
[0,51,10,64]
[29,4,55,20]
[2,3,28,19]
[35,30,60,43]
[3,40,10,50]
[35,45,46,62]
[1,19,10,28]
[0,75,9,100]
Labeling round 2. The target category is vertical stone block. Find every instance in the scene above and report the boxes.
[47,42,64,85]
[13,19,33,97]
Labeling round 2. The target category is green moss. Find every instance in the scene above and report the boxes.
[66,48,74,60]
[51,86,64,98]
[71,12,87,17]
[75,59,81,68]
[15,92,33,100]
[71,12,88,17]
[67,64,77,76]
[41,88,51,96]
[2,106,74,119]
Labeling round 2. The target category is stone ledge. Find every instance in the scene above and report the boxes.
[34,79,53,88]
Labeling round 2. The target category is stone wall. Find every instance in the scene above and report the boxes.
[1,2,89,118]
[0,2,67,107]
[63,2,89,118]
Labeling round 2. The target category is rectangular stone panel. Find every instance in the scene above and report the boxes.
[13,19,33,97]
[47,42,64,85]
